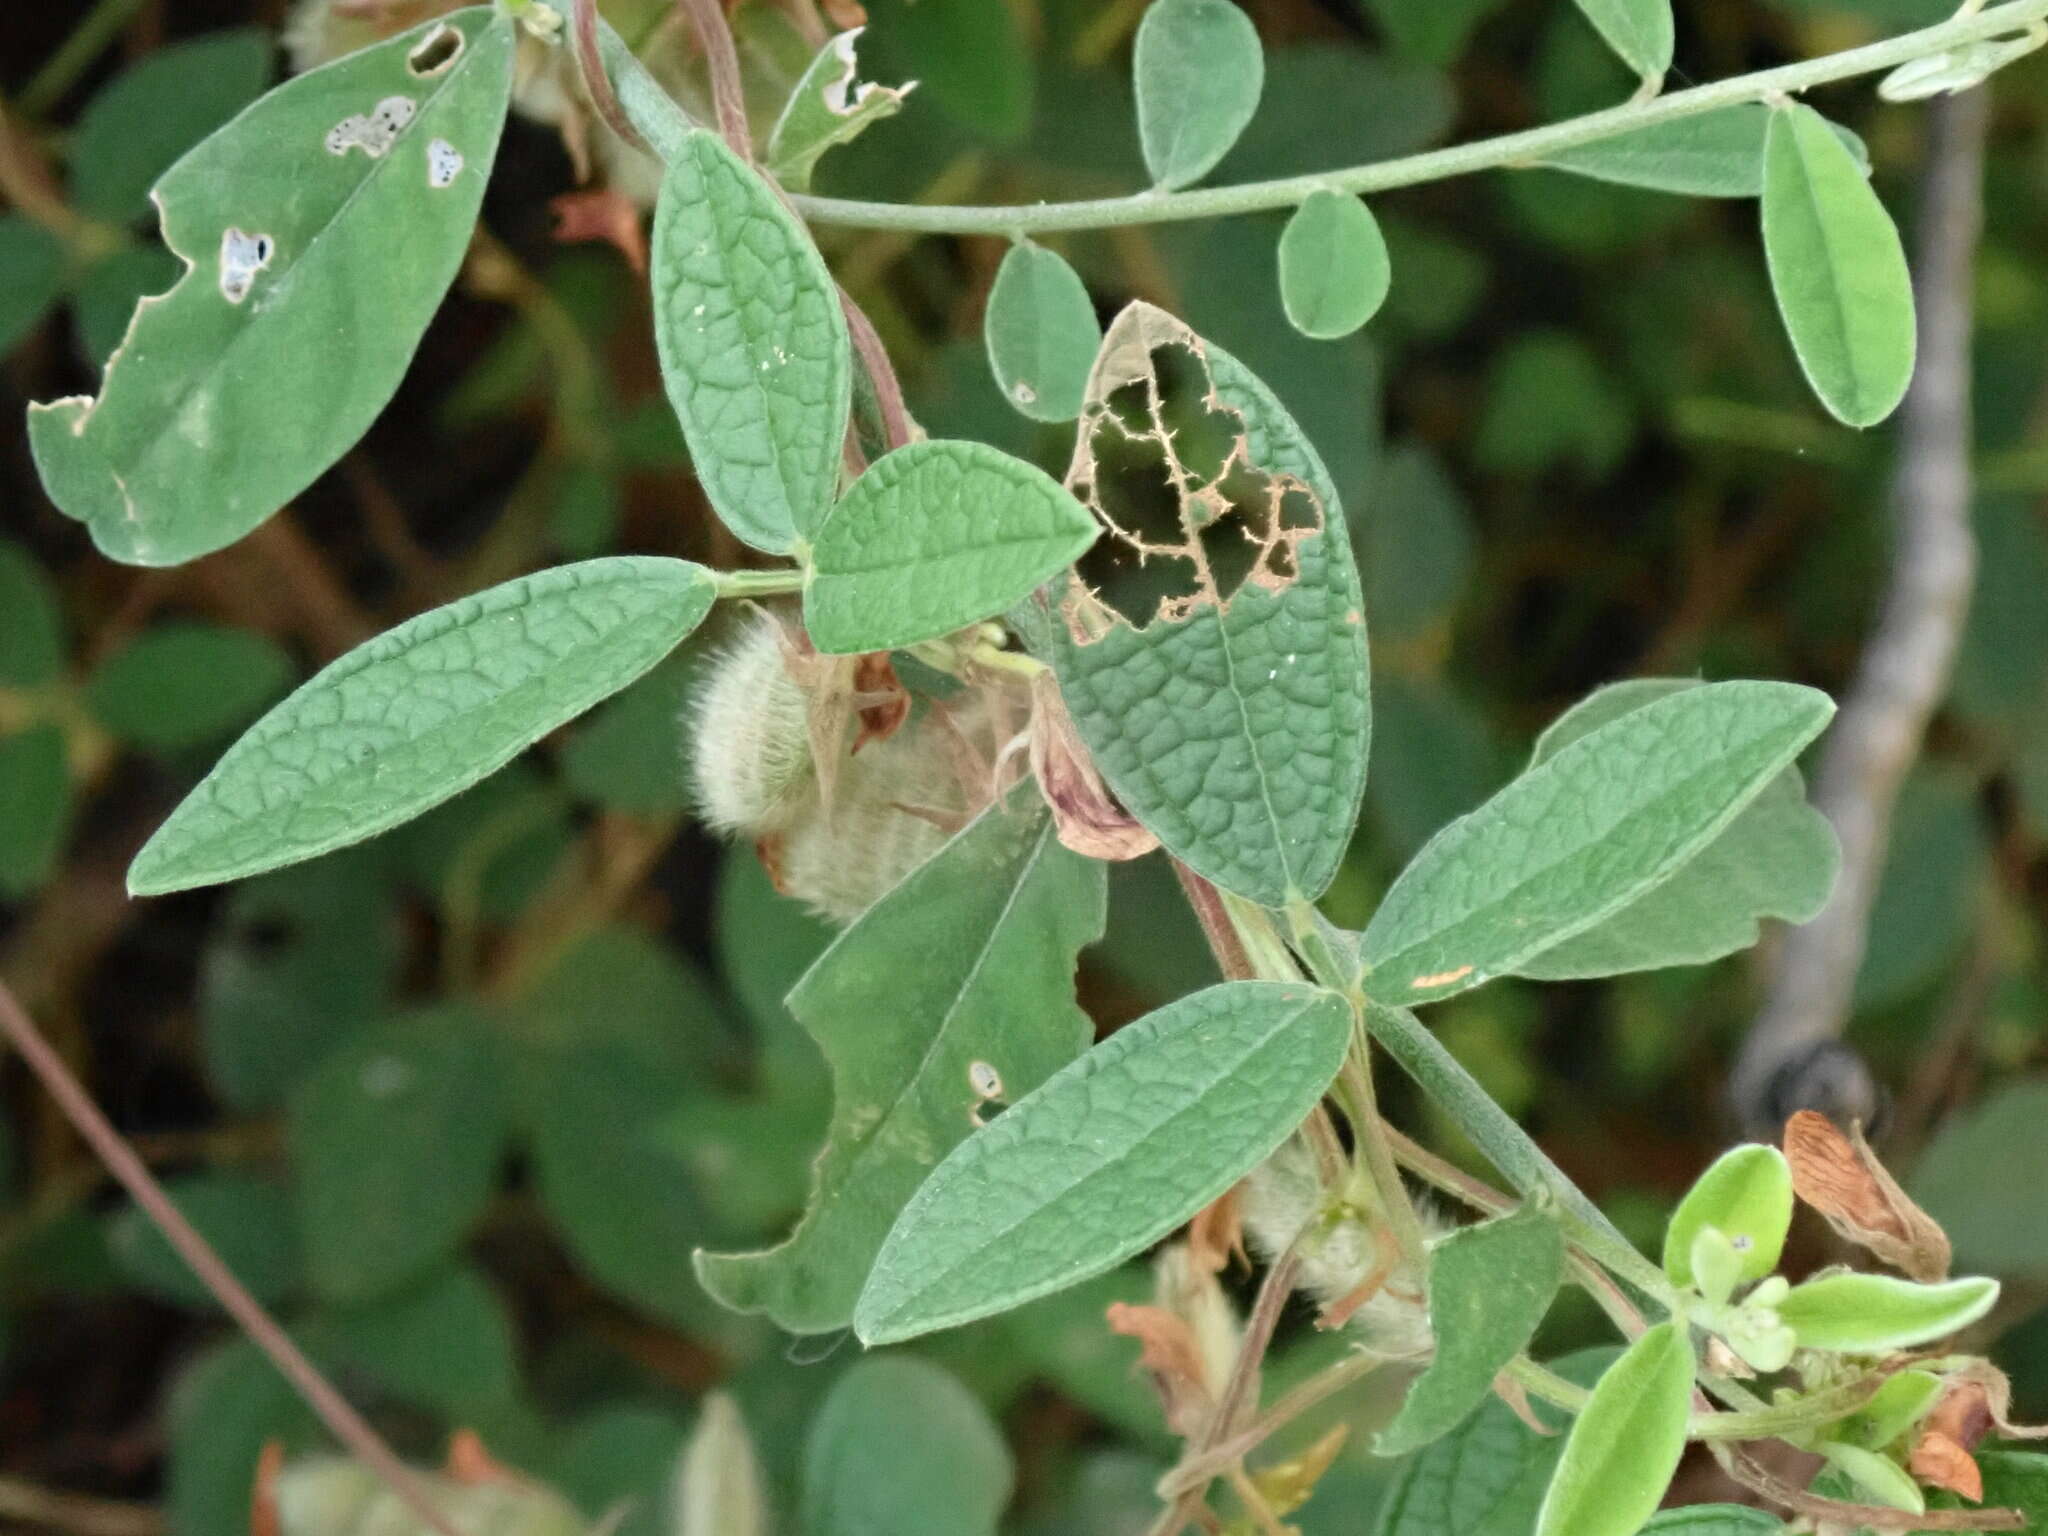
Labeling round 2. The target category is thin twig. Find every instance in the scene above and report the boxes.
[0,979,470,1536]
[570,0,651,156]
[1730,87,1990,1133]
[0,1475,162,1536]
[1726,1444,2023,1531]
[675,0,751,158]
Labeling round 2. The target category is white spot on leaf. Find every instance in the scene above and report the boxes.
[218,227,274,304]
[426,137,464,188]
[325,95,417,159]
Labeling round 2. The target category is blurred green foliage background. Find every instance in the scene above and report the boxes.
[4,0,2048,1530]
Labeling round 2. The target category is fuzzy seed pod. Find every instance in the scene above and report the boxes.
[688,608,818,837]
[1241,1138,1440,1360]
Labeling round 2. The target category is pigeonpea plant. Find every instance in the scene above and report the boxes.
[23,0,2048,1529]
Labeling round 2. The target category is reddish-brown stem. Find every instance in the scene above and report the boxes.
[840,293,916,455]
[1170,862,1255,981]
[0,978,470,1536]
[570,0,652,156]
[1724,1445,2021,1531]
[675,0,751,158]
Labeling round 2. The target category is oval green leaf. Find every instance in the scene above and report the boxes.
[1762,103,1916,429]
[0,538,64,687]
[805,440,1099,654]
[127,557,717,895]
[652,130,851,553]
[0,725,72,898]
[1535,1321,1694,1536]
[801,1359,1013,1536]
[1663,1144,1793,1290]
[1571,0,1673,85]
[1544,105,1868,198]
[985,242,1101,422]
[854,981,1351,1344]
[1375,1206,1565,1456]
[1361,681,1834,1006]
[1638,1509,1787,1535]
[1279,190,1390,340]
[1775,1272,1999,1354]
[87,622,294,752]
[1134,0,1264,190]
[29,10,514,567]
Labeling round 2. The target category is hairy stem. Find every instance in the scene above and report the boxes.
[782,0,2048,234]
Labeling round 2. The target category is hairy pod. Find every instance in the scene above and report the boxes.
[689,607,818,837]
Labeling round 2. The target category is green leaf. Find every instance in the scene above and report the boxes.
[1278,191,1390,340]
[29,10,515,567]
[320,1264,519,1421]
[697,791,1104,1335]
[289,1008,507,1303]
[1837,1369,1943,1451]
[855,981,1351,1344]
[1359,0,1508,65]
[127,557,716,895]
[1360,681,1834,1006]
[714,850,834,1113]
[560,647,702,816]
[1536,1321,1693,1536]
[1375,1206,1565,1455]
[1133,0,1265,190]
[0,541,63,688]
[1636,1508,1787,1535]
[1820,1439,1925,1512]
[1473,330,1634,478]
[861,0,1032,145]
[985,242,1101,422]
[801,1358,1012,1536]
[1356,442,1473,647]
[70,29,274,224]
[1217,46,1452,183]
[1774,1272,1999,1354]
[1912,1081,2048,1274]
[766,28,914,192]
[87,621,294,752]
[806,440,1099,653]
[1762,103,1916,429]
[553,1406,690,1536]
[1663,1144,1793,1290]
[1373,1348,1615,1536]
[1570,0,1673,83]
[1853,766,1987,1008]
[0,725,72,898]
[651,131,849,554]
[677,1394,769,1536]
[1048,302,1371,906]
[0,215,66,356]
[1544,105,1867,197]
[108,1172,301,1311]
[1512,679,1839,980]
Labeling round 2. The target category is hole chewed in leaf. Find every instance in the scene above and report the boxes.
[218,228,274,304]
[1064,303,1323,639]
[406,23,464,77]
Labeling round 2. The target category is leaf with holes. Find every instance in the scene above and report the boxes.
[1376,1206,1565,1456]
[765,27,915,193]
[1046,302,1370,906]
[1278,191,1390,340]
[127,557,717,895]
[1511,679,1839,980]
[696,789,1104,1336]
[652,130,850,554]
[985,242,1101,422]
[805,440,1100,654]
[1762,103,1916,429]
[28,10,513,567]
[1133,0,1265,189]
[1570,0,1672,85]
[1361,681,1833,1006]
[1535,1323,1694,1536]
[856,981,1351,1344]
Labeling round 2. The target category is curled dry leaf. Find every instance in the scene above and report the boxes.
[1783,1109,1951,1282]
[1910,1429,1983,1502]
[1028,673,1159,859]
[1936,1361,2048,1442]
[1106,1301,1214,1437]
[1188,1184,1246,1276]
[850,651,911,752]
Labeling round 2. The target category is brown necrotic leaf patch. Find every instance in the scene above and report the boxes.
[1063,302,1322,639]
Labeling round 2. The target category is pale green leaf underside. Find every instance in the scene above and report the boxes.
[28,10,513,568]
[1049,306,1371,907]
[1375,1206,1564,1457]
[801,1359,1013,1536]
[1570,0,1673,81]
[1361,680,1834,1006]
[855,981,1352,1344]
[128,557,717,895]
[1134,0,1264,190]
[652,131,851,554]
[1511,678,1839,981]
[805,440,1100,654]
[695,791,1104,1336]
[1762,103,1916,429]
[1535,1323,1693,1536]
[984,242,1101,422]
[1278,190,1390,340]
[1543,105,1867,198]
[1774,1272,1998,1353]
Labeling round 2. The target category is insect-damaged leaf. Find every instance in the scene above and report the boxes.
[804,440,1099,654]
[1360,681,1833,1006]
[1045,302,1370,907]
[1133,0,1265,190]
[984,241,1101,422]
[855,981,1351,1344]
[1762,103,1916,429]
[652,131,851,554]
[695,790,1104,1336]
[127,558,717,895]
[765,27,915,193]
[28,10,513,568]
[1510,678,1839,980]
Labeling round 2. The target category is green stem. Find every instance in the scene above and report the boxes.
[713,567,806,598]
[1503,1355,1593,1416]
[1690,1371,1887,1441]
[782,0,2048,234]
